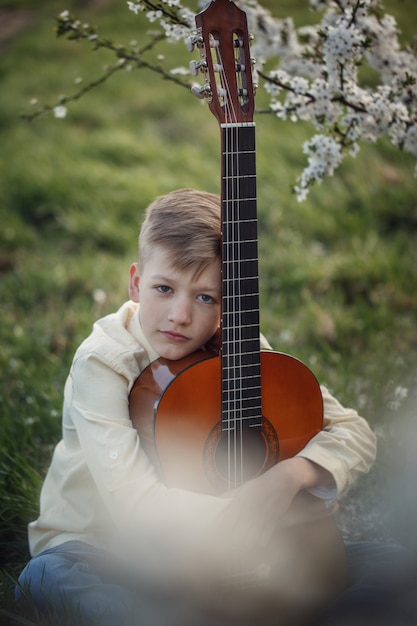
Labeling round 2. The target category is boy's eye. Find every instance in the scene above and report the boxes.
[156,285,172,294]
[198,293,214,304]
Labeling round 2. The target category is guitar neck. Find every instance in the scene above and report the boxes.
[220,121,262,430]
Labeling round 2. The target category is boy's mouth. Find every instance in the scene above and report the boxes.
[161,330,189,342]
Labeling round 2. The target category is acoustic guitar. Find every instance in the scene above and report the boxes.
[129,0,347,622]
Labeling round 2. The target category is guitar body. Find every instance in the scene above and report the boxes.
[130,350,323,493]
[129,351,347,624]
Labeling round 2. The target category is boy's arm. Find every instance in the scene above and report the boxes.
[219,385,377,549]
[296,385,377,496]
[260,335,376,495]
[68,354,228,540]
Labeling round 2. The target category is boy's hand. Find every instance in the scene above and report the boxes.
[220,457,336,550]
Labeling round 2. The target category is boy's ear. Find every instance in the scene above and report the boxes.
[128,263,140,302]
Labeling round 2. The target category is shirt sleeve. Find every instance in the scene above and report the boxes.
[296,385,377,499]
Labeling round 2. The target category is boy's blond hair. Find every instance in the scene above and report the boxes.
[139,189,221,272]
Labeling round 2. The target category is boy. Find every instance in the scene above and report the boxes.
[16,189,411,625]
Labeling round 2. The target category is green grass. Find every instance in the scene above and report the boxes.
[1,0,417,621]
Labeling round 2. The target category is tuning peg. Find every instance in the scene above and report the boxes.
[189,59,207,76]
[191,84,212,100]
[185,35,203,52]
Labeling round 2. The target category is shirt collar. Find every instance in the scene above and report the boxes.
[126,301,160,363]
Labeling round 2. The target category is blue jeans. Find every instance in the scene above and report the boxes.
[16,540,416,625]
[315,541,416,626]
[15,541,143,626]
[15,541,227,626]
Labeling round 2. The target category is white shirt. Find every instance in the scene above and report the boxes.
[29,301,377,558]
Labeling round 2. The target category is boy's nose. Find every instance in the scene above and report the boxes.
[168,298,192,325]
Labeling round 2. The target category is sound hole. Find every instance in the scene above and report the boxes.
[203,418,279,491]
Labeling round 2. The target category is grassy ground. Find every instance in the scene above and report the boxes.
[1,0,417,622]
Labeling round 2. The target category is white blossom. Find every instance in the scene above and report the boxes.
[92,288,107,305]
[127,2,144,15]
[170,66,190,75]
[294,135,343,202]
[53,105,67,119]
[147,10,163,23]
[388,385,409,411]
[116,0,417,197]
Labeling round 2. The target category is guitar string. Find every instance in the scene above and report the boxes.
[217,35,243,488]
[216,38,235,487]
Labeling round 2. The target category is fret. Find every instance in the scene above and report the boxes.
[222,418,262,427]
[222,278,259,288]
[222,297,259,305]
[222,331,260,339]
[223,246,258,262]
[222,371,261,381]
[221,414,263,427]
[222,418,263,431]
[223,404,262,413]
[222,355,261,367]
[222,305,258,314]
[222,368,260,378]
[222,295,259,312]
[223,254,258,269]
[222,399,262,411]
[222,387,262,397]
[223,159,256,178]
[223,378,261,389]
[222,330,260,347]
[222,190,256,203]
[223,306,259,312]
[223,388,262,401]
[223,365,261,374]
[223,390,262,398]
[222,312,260,322]
[222,299,259,311]
[222,354,262,364]
[223,208,256,221]
[222,390,262,402]
[222,283,259,294]
[222,404,263,413]
[223,222,257,243]
[223,376,261,386]
[222,337,260,346]
[221,414,263,426]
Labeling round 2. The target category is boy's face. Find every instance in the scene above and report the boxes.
[129,245,221,361]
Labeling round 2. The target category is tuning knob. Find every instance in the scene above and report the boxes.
[185,35,203,52]
[189,59,207,76]
[191,84,212,100]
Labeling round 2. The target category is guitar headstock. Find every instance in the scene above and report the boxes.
[188,0,255,125]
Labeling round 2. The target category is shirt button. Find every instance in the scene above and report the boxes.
[110,450,119,460]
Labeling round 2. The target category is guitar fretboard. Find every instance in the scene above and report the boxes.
[220,122,262,433]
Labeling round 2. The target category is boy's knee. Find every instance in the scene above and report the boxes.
[15,548,87,619]
[16,553,56,608]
